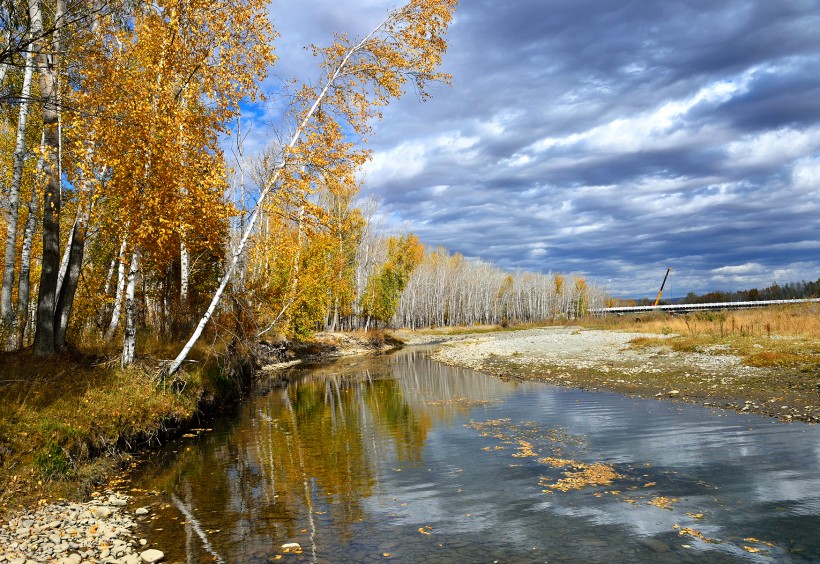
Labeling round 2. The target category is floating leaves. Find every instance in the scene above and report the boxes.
[743,537,775,547]
[647,496,680,510]
[673,525,720,544]
[540,463,621,492]
[418,525,432,536]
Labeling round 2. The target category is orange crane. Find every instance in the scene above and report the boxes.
[653,268,672,307]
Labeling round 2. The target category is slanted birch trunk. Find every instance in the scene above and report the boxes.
[104,236,128,341]
[98,253,118,328]
[55,214,75,300]
[1,45,35,331]
[166,15,394,377]
[15,131,45,349]
[54,219,84,348]
[121,247,141,367]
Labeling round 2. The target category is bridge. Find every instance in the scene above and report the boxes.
[591,298,820,315]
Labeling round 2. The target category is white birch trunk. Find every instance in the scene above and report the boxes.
[98,252,117,328]
[166,15,394,377]
[55,211,77,300]
[180,240,189,306]
[121,247,141,367]
[15,131,45,348]
[104,236,128,341]
[1,46,35,327]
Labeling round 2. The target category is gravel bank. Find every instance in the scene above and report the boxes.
[399,326,819,422]
[0,491,163,563]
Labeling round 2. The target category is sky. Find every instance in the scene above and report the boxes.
[255,0,820,298]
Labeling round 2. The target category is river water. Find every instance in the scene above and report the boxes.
[130,348,820,562]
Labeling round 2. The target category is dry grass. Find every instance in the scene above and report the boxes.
[581,303,820,371]
[0,338,231,512]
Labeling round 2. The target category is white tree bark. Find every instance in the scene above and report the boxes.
[55,211,76,300]
[1,46,35,328]
[15,131,45,349]
[180,240,189,306]
[104,236,128,341]
[121,247,141,367]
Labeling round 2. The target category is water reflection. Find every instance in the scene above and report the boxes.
[131,349,820,563]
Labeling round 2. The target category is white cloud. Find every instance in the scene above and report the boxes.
[712,263,765,275]
[726,126,820,170]
[362,141,428,185]
[791,156,820,193]
[526,75,751,157]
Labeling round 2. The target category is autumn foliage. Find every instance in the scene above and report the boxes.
[0,0,460,367]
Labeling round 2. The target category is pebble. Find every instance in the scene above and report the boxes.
[0,491,165,563]
[139,549,164,563]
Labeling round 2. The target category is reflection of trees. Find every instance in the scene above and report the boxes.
[134,350,520,560]
[391,349,521,421]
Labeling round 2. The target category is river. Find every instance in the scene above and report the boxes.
[128,348,820,562]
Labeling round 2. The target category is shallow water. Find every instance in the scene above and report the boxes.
[130,348,820,562]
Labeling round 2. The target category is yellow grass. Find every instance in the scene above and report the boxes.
[0,337,231,511]
[584,303,820,370]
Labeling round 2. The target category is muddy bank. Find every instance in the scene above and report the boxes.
[397,326,819,423]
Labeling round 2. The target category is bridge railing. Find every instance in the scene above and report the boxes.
[590,298,820,315]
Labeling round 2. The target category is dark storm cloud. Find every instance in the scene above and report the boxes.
[251,0,820,297]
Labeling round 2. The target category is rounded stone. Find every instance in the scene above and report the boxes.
[140,549,164,563]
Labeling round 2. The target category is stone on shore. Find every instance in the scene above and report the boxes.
[0,490,165,564]
[140,548,165,562]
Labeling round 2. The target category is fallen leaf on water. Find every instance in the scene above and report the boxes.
[643,482,656,488]
[742,546,764,554]
[647,496,680,510]
[382,553,392,558]
[744,537,775,547]
[678,527,720,544]
[418,526,432,536]
[686,512,704,519]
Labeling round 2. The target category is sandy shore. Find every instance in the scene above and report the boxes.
[393,326,819,423]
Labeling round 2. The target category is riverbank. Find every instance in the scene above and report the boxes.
[394,322,819,423]
[0,331,399,559]
[0,332,397,513]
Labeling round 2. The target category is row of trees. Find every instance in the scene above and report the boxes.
[392,247,607,329]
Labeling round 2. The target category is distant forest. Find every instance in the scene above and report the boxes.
[680,279,820,304]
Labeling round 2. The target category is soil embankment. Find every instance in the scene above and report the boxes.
[394,326,820,423]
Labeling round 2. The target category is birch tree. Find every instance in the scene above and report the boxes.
[167,0,457,376]
[1,43,34,337]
